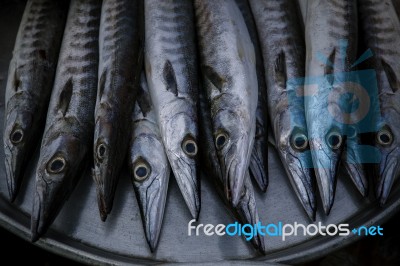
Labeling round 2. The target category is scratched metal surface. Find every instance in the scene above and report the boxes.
[0,1,399,265]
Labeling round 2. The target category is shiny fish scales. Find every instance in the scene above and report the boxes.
[304,0,358,214]
[129,73,170,252]
[359,0,400,205]
[144,0,200,219]
[198,88,265,253]
[93,0,143,221]
[31,0,101,241]
[249,0,316,220]
[234,0,269,192]
[3,0,69,202]
[194,0,258,206]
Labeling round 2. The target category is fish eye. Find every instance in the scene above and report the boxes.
[96,143,107,161]
[290,132,308,151]
[377,128,393,146]
[326,131,342,150]
[10,129,24,144]
[47,156,66,174]
[182,137,198,157]
[215,132,229,150]
[347,125,357,139]
[133,161,151,182]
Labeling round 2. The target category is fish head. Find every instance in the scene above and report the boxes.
[274,111,316,220]
[212,107,253,206]
[374,107,400,205]
[130,131,170,252]
[93,116,126,218]
[3,108,33,201]
[163,110,199,219]
[32,134,87,241]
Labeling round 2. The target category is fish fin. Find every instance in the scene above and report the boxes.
[38,49,47,60]
[98,70,106,100]
[58,78,73,116]
[324,49,336,76]
[381,59,399,92]
[163,60,178,96]
[137,84,151,117]
[13,68,21,91]
[202,65,226,92]
[274,51,287,87]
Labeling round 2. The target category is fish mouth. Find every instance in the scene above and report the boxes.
[235,174,266,254]
[168,152,200,220]
[284,150,316,221]
[309,139,342,215]
[220,135,251,207]
[342,148,368,197]
[248,142,268,192]
[4,144,23,202]
[31,174,66,242]
[134,170,170,252]
[376,150,400,206]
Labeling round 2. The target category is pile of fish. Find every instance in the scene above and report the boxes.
[3,0,400,253]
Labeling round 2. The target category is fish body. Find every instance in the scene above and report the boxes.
[93,0,143,221]
[144,0,200,219]
[198,88,265,253]
[194,0,258,206]
[234,0,269,192]
[249,0,316,219]
[129,73,170,252]
[304,0,358,214]
[3,0,69,202]
[31,0,101,241]
[359,0,400,205]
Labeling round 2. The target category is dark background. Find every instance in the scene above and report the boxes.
[1,210,399,265]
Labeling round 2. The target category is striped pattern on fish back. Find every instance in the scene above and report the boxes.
[327,0,358,69]
[98,0,142,107]
[359,0,400,95]
[250,0,305,117]
[45,0,101,141]
[146,0,197,98]
[6,0,68,106]
[195,0,253,93]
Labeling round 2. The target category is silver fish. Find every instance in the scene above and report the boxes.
[129,73,170,252]
[249,0,316,220]
[359,0,400,205]
[198,86,265,253]
[144,0,200,219]
[194,0,258,206]
[304,0,358,214]
[93,0,143,221]
[31,0,101,241]
[3,0,69,202]
[234,0,269,192]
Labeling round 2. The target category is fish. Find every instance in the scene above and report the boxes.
[93,0,144,221]
[31,0,101,241]
[194,0,258,206]
[249,0,316,220]
[144,0,200,219]
[359,0,400,205]
[129,73,170,252]
[234,0,269,192]
[198,86,265,254]
[303,0,358,214]
[3,0,69,202]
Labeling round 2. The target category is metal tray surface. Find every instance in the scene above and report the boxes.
[0,1,399,265]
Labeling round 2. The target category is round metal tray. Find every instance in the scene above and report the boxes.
[0,1,399,265]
